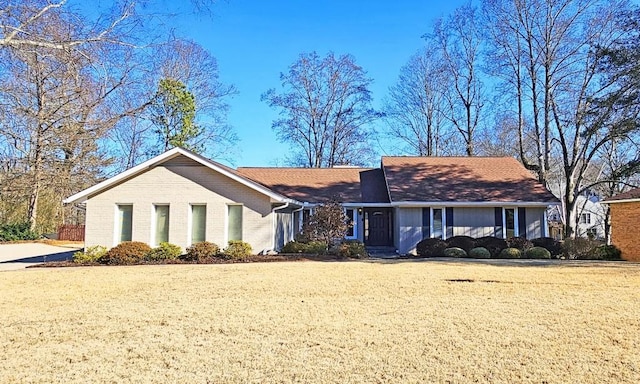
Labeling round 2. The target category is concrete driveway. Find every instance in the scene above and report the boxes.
[0,243,82,271]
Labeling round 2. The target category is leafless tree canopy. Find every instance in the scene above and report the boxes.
[262,52,379,168]
[0,0,235,232]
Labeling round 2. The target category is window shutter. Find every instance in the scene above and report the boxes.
[446,207,454,238]
[422,208,430,239]
[494,207,503,237]
[518,207,527,238]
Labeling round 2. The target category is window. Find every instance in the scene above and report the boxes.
[302,208,312,224]
[191,205,206,244]
[345,208,356,238]
[579,213,591,224]
[154,205,169,245]
[422,207,445,239]
[504,208,515,238]
[117,205,133,243]
[433,208,443,239]
[228,205,243,241]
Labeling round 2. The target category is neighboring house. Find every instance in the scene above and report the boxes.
[547,191,607,240]
[64,148,558,255]
[602,188,640,261]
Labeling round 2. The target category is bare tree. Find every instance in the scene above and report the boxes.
[482,0,638,238]
[432,2,485,156]
[262,51,379,168]
[383,46,452,156]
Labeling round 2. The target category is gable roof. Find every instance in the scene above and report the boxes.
[602,187,640,204]
[63,147,301,205]
[237,167,390,204]
[382,156,558,204]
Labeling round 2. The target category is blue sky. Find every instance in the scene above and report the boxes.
[169,0,469,166]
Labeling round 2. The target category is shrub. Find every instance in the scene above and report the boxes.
[223,240,252,259]
[468,247,491,259]
[0,222,39,242]
[530,237,563,257]
[474,236,508,258]
[281,241,308,253]
[416,238,447,257]
[445,236,476,253]
[182,241,220,262]
[506,236,533,251]
[335,240,368,259]
[497,247,522,259]
[443,247,467,258]
[563,238,601,259]
[588,245,622,260]
[73,245,107,264]
[305,241,329,255]
[146,242,182,261]
[524,246,551,259]
[101,241,151,265]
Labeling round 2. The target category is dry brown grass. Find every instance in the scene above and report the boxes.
[1,260,639,383]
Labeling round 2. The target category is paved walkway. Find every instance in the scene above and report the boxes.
[0,243,81,271]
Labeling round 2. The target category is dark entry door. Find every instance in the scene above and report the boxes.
[365,209,392,246]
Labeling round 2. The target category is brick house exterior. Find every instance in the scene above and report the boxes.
[603,189,640,261]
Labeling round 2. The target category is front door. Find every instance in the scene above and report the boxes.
[365,208,392,246]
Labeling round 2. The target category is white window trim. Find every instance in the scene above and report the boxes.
[502,207,519,239]
[188,204,207,246]
[151,204,170,247]
[226,204,243,243]
[344,208,358,240]
[430,207,446,240]
[114,204,133,246]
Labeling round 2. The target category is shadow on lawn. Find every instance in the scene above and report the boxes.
[0,250,75,264]
[367,256,633,268]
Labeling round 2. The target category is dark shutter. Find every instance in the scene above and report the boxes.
[446,207,454,238]
[518,207,527,238]
[494,207,503,237]
[422,208,430,239]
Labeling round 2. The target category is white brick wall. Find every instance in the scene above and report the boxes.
[85,160,276,253]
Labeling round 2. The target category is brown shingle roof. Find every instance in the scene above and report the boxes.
[237,167,390,203]
[382,156,558,203]
[603,187,640,203]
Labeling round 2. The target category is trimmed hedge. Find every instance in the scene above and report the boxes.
[443,247,467,258]
[445,236,476,253]
[524,246,551,259]
[531,237,562,257]
[416,238,447,257]
[101,241,152,265]
[73,245,107,264]
[223,240,253,259]
[469,247,491,259]
[474,236,508,258]
[146,242,182,261]
[498,247,522,259]
[334,240,368,259]
[182,241,220,261]
[506,237,533,251]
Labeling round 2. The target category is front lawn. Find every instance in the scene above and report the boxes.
[1,261,639,383]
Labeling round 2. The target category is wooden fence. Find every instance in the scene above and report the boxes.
[57,224,85,241]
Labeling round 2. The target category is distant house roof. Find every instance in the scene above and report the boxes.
[382,156,558,204]
[237,167,390,204]
[602,187,640,203]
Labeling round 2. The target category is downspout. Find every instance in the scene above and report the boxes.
[272,203,290,251]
